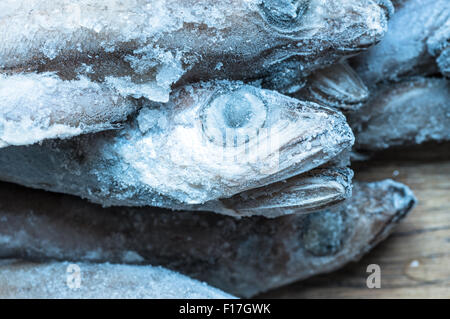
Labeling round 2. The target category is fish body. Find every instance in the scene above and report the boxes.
[0,180,416,297]
[349,77,450,151]
[0,0,389,101]
[352,0,450,85]
[0,260,235,299]
[0,81,354,210]
[0,72,137,147]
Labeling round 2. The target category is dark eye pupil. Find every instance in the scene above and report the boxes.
[222,100,254,128]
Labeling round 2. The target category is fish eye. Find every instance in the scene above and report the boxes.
[201,87,268,147]
[302,210,347,256]
[258,0,310,33]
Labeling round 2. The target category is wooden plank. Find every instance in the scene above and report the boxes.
[259,144,450,298]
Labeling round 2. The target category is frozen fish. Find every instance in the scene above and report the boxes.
[0,180,416,297]
[0,260,236,299]
[349,77,450,151]
[0,72,137,148]
[427,20,450,77]
[0,0,390,100]
[352,0,450,86]
[0,81,354,210]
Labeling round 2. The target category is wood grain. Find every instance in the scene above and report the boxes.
[259,144,450,299]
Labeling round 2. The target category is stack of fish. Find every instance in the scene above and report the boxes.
[0,0,447,298]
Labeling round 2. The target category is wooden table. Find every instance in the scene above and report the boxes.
[259,144,450,299]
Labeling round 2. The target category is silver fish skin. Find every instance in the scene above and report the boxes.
[349,77,450,151]
[0,72,138,148]
[0,0,389,101]
[193,166,354,217]
[352,0,450,86]
[0,81,354,209]
[293,62,370,111]
[0,180,416,297]
[0,260,236,299]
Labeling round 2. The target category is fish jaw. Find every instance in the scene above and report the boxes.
[118,82,354,205]
[295,62,370,111]
[330,0,389,52]
[194,166,354,217]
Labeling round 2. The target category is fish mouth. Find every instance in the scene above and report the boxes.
[240,102,355,190]
[196,85,354,199]
[307,62,370,109]
[226,167,353,211]
[367,180,417,247]
[334,1,390,53]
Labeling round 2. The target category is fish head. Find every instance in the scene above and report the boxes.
[123,81,354,204]
[250,0,390,93]
[255,0,390,64]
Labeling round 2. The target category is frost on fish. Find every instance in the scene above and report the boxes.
[0,0,389,100]
[0,180,416,297]
[349,77,450,151]
[0,81,354,210]
[0,73,138,148]
[436,48,450,77]
[352,0,450,86]
[293,62,369,111]
[0,260,235,299]
[427,20,450,77]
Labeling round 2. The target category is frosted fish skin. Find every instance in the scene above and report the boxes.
[0,0,389,101]
[349,77,450,151]
[427,20,450,77]
[0,81,354,210]
[352,0,450,86]
[293,62,370,111]
[0,72,138,148]
[0,180,416,297]
[436,48,450,77]
[0,260,235,299]
[193,166,354,217]
[373,0,395,19]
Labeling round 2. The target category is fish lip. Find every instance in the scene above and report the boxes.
[343,2,390,51]
[307,63,370,107]
[270,105,355,178]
